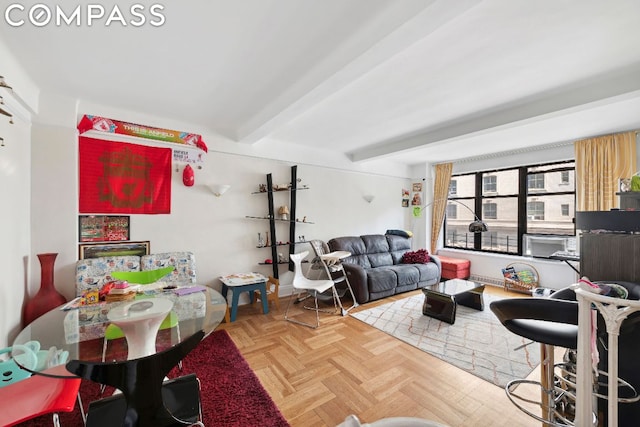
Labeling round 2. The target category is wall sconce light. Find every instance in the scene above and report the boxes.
[209,184,231,197]
[363,195,375,203]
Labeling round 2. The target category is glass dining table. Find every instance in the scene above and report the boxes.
[12,285,228,426]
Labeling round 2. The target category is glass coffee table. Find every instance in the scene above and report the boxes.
[422,279,485,324]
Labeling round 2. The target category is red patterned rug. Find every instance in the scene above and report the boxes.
[20,330,290,427]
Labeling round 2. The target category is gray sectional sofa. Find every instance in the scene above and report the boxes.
[327,234,441,304]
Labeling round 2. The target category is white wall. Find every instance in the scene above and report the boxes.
[20,92,413,337]
[0,40,39,348]
[0,105,31,348]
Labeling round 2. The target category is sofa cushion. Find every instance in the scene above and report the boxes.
[413,262,441,283]
[385,265,420,286]
[141,252,197,285]
[328,236,371,269]
[366,268,397,293]
[361,235,393,267]
[75,256,140,296]
[386,234,411,264]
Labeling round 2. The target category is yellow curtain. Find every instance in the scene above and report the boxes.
[575,131,636,211]
[430,163,453,253]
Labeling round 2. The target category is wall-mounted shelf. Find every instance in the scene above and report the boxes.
[245,215,314,224]
[256,241,307,249]
[251,187,310,195]
[249,165,310,278]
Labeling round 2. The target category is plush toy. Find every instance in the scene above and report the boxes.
[0,340,69,388]
[0,342,37,388]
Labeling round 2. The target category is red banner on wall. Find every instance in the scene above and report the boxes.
[79,136,172,214]
[78,115,208,152]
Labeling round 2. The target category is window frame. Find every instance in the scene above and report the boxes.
[444,160,575,255]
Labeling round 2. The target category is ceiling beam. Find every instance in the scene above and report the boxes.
[349,62,640,162]
[235,0,482,145]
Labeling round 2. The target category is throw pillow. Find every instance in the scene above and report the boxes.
[386,229,413,238]
[401,249,430,264]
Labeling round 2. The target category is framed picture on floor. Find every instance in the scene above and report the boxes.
[79,241,150,260]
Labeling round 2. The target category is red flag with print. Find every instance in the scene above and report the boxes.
[79,136,171,214]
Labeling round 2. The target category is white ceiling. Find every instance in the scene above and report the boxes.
[2,0,640,166]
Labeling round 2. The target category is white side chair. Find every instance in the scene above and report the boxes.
[285,251,338,329]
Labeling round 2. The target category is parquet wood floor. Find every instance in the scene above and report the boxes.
[217,286,542,427]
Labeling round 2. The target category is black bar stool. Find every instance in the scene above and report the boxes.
[490,288,579,426]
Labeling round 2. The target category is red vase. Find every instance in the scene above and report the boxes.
[22,253,67,326]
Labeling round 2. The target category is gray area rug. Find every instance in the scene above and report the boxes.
[351,293,540,388]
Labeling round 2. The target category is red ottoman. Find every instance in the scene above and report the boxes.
[437,255,471,280]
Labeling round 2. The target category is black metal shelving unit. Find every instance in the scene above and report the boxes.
[246,165,311,279]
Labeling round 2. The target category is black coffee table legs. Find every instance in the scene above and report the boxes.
[422,290,483,324]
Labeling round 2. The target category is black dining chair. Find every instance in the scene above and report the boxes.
[66,330,205,427]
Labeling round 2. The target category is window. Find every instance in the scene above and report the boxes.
[444,160,575,255]
[449,180,457,196]
[483,175,496,193]
[528,173,545,190]
[483,202,497,219]
[446,203,457,218]
[527,201,545,220]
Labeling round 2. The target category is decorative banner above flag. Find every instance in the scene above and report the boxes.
[78,114,208,152]
[79,136,172,214]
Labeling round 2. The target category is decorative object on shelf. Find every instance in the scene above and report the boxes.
[273,183,291,191]
[278,253,285,263]
[632,172,640,192]
[259,184,267,192]
[363,195,375,203]
[620,178,631,192]
[182,164,195,186]
[209,184,230,197]
[265,231,270,247]
[257,233,265,248]
[22,253,67,326]
[278,205,290,220]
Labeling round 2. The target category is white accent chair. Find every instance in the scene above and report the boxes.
[284,251,338,329]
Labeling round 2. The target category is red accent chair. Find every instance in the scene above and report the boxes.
[0,365,82,427]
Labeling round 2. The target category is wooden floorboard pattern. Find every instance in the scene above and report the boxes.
[217,286,541,427]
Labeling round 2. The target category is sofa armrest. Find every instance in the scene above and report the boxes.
[342,263,369,304]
